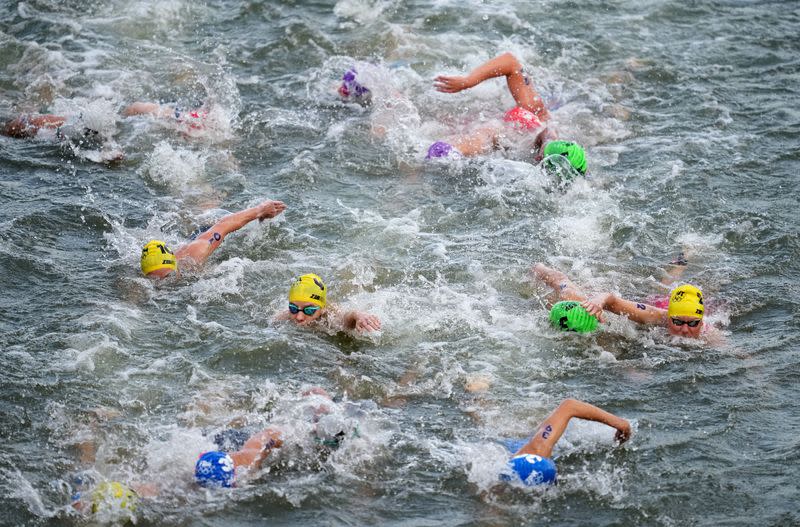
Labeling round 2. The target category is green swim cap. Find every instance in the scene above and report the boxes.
[542,141,587,175]
[549,301,598,333]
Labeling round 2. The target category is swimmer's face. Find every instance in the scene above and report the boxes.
[667,316,703,338]
[289,301,324,326]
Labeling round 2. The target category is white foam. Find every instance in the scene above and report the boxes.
[141,140,207,188]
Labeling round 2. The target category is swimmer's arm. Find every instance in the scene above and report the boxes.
[517,399,631,458]
[583,293,666,325]
[341,310,382,333]
[3,114,66,138]
[450,126,500,157]
[122,102,173,118]
[230,428,283,470]
[434,52,549,120]
[531,263,587,302]
[175,200,286,265]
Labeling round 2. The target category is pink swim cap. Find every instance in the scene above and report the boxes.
[503,106,542,130]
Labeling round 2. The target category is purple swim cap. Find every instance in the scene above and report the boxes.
[339,69,370,100]
[426,141,453,159]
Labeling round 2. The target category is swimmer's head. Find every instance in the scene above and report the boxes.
[667,284,704,319]
[426,141,455,159]
[339,69,371,105]
[288,273,327,308]
[542,141,587,175]
[140,240,177,277]
[195,451,235,488]
[90,481,138,514]
[666,284,704,336]
[549,301,599,333]
[503,106,543,130]
[500,454,558,486]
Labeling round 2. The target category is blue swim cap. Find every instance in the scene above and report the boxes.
[500,454,557,486]
[195,451,235,488]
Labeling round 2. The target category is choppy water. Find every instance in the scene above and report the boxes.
[1,0,799,525]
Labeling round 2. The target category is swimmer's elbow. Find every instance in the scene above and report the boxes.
[558,398,581,413]
[499,52,521,68]
[604,293,623,313]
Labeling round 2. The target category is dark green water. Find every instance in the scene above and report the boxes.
[1,0,798,525]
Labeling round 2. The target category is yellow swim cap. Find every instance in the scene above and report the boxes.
[140,240,177,276]
[288,273,327,308]
[91,481,138,514]
[667,284,704,319]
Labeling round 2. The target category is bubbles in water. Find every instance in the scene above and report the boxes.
[142,141,207,189]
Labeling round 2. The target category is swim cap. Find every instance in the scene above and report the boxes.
[195,451,235,488]
[90,481,138,514]
[339,69,371,103]
[549,301,599,333]
[140,240,177,276]
[542,141,587,175]
[503,106,543,130]
[667,284,704,319]
[426,141,454,159]
[288,273,327,308]
[500,454,557,486]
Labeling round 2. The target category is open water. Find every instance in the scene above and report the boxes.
[1,0,799,525]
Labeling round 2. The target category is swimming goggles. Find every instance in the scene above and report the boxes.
[671,318,701,327]
[289,303,321,316]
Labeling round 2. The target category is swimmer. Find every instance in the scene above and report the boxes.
[2,113,67,138]
[210,387,362,454]
[195,427,283,488]
[430,52,587,175]
[123,101,209,133]
[338,69,372,105]
[533,263,720,341]
[500,398,631,486]
[2,112,123,162]
[71,480,157,521]
[140,199,286,279]
[275,273,382,334]
[337,56,587,176]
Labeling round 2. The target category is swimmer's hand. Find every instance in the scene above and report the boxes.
[354,312,381,333]
[434,75,476,94]
[343,310,382,333]
[614,419,632,444]
[256,200,287,222]
[581,296,608,323]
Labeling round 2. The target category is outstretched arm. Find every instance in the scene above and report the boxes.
[175,200,286,267]
[516,399,631,458]
[122,102,173,118]
[581,292,666,326]
[230,428,283,471]
[3,114,66,138]
[434,52,549,120]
